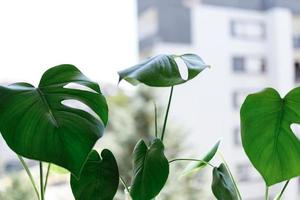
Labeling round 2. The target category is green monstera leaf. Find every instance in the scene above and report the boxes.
[183,140,220,175]
[212,163,239,200]
[241,88,300,186]
[118,54,209,87]
[130,139,169,200]
[70,149,119,200]
[0,65,108,177]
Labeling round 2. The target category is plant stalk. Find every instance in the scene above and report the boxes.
[265,185,269,200]
[17,155,40,200]
[161,86,174,141]
[120,176,130,194]
[40,162,45,200]
[276,180,290,199]
[154,102,158,138]
[168,158,215,168]
[43,163,51,193]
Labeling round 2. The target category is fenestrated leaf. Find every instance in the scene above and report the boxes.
[183,140,220,176]
[70,149,119,200]
[118,54,209,87]
[130,139,169,200]
[240,88,300,186]
[0,65,108,177]
[212,163,239,200]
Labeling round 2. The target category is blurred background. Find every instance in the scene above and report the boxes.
[0,0,300,199]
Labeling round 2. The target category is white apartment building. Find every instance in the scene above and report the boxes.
[138,0,300,199]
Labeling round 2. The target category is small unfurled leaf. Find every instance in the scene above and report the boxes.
[130,139,169,200]
[183,140,220,175]
[240,88,300,186]
[0,65,108,177]
[118,54,209,87]
[212,163,239,200]
[70,149,119,200]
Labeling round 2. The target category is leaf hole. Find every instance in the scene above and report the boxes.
[61,100,101,121]
[290,123,300,141]
[174,57,188,80]
[64,83,97,93]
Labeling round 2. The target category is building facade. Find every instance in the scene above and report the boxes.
[138,0,300,199]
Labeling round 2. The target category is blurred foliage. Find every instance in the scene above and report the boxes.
[101,86,207,200]
[0,175,34,200]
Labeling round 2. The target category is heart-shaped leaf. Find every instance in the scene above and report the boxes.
[212,163,239,200]
[118,54,209,87]
[130,139,169,200]
[240,87,300,186]
[0,65,108,177]
[183,140,220,175]
[70,149,119,200]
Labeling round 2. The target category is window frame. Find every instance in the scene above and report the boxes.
[230,19,266,41]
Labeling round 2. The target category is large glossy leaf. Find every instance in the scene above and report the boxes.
[70,149,119,200]
[241,88,300,186]
[0,65,108,177]
[183,140,220,175]
[118,54,209,87]
[211,163,239,200]
[130,139,169,200]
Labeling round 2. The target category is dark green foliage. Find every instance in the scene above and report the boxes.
[70,150,119,200]
[130,139,169,200]
[241,88,300,186]
[0,65,108,177]
[118,54,209,87]
[212,164,239,200]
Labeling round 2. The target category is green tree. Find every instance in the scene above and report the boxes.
[0,175,34,200]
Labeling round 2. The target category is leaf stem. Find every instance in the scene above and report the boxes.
[161,86,174,141]
[17,155,40,200]
[120,176,130,194]
[277,180,290,199]
[168,158,215,168]
[43,163,51,193]
[154,102,158,138]
[219,152,242,200]
[40,162,45,200]
[265,185,269,200]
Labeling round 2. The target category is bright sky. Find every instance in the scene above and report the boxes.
[0,0,138,86]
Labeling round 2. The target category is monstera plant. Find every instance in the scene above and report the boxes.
[0,53,298,200]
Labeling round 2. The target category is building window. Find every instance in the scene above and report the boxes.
[233,56,245,72]
[295,61,300,82]
[236,163,261,183]
[232,56,266,74]
[232,89,259,109]
[294,35,300,49]
[231,20,265,40]
[232,91,246,109]
[233,127,241,146]
[236,164,251,182]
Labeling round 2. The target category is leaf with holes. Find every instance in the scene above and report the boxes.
[211,163,239,200]
[0,65,108,177]
[130,139,169,200]
[118,54,209,87]
[241,87,300,186]
[70,149,119,200]
[183,140,220,176]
